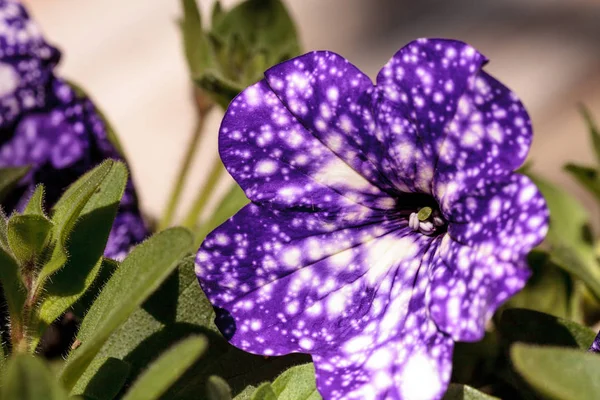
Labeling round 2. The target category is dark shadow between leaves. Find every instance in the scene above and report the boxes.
[118,322,310,399]
[82,357,130,400]
[141,268,180,325]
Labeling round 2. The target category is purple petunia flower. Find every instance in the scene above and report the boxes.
[0,0,148,260]
[589,331,600,353]
[196,38,549,400]
[0,77,148,259]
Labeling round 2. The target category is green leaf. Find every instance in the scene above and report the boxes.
[123,336,207,400]
[73,357,131,400]
[0,354,69,399]
[564,163,600,202]
[196,183,248,245]
[250,364,320,400]
[194,69,245,110]
[0,165,30,203]
[511,343,600,399]
[78,255,308,400]
[527,173,600,299]
[443,384,499,400]
[207,376,233,400]
[0,208,8,250]
[59,227,193,391]
[499,308,596,349]
[7,214,53,266]
[23,185,46,216]
[580,105,600,164]
[504,250,574,319]
[0,246,26,331]
[179,0,214,78]
[37,160,115,289]
[32,161,128,349]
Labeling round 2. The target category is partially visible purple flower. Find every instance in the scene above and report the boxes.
[0,0,148,259]
[196,39,549,399]
[0,0,59,129]
[589,331,600,353]
[0,77,148,259]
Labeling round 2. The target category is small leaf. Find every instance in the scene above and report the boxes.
[122,336,207,400]
[499,308,596,349]
[7,214,53,266]
[0,208,8,250]
[511,343,600,399]
[22,185,46,216]
[443,384,499,399]
[179,0,214,78]
[194,69,245,110]
[250,364,320,400]
[527,173,600,299]
[0,246,26,331]
[207,376,233,400]
[580,105,600,164]
[37,160,114,288]
[73,357,130,400]
[59,227,193,391]
[0,354,69,399]
[0,165,30,203]
[32,161,128,349]
[564,163,600,202]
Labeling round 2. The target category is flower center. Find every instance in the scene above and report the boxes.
[409,206,446,236]
[396,193,447,236]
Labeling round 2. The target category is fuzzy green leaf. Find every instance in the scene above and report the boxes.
[527,173,600,299]
[0,208,8,250]
[0,246,26,328]
[511,343,600,399]
[0,354,69,399]
[78,255,308,399]
[73,357,130,400]
[499,308,596,349]
[0,165,30,203]
[37,160,115,288]
[249,364,320,400]
[22,185,46,216]
[443,384,499,399]
[32,161,128,349]
[59,227,194,391]
[123,336,208,400]
[7,214,52,266]
[207,376,233,400]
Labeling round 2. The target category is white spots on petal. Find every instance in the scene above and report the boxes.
[365,235,419,285]
[299,337,314,350]
[401,352,442,400]
[244,85,261,106]
[519,184,537,204]
[0,63,19,97]
[255,159,278,175]
[282,246,302,268]
[327,87,339,101]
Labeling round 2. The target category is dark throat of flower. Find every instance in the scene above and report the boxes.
[396,193,447,236]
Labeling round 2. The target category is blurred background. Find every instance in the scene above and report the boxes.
[24,0,600,222]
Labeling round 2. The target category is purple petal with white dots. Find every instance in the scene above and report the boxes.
[0,0,60,129]
[220,79,393,211]
[428,235,531,341]
[375,39,487,193]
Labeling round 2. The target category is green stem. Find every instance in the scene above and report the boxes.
[158,116,209,230]
[182,157,225,230]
